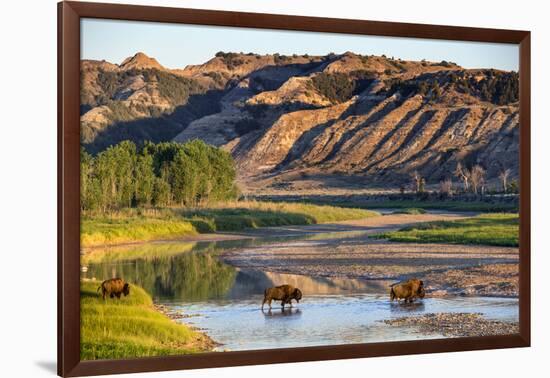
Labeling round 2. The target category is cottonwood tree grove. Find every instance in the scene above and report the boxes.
[80,140,238,212]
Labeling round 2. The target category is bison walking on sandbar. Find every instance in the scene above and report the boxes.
[262,284,302,310]
[97,278,130,300]
[390,278,425,303]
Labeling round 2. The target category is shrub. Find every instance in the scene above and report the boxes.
[215,52,245,69]
[105,101,135,123]
[153,70,202,105]
[310,72,356,103]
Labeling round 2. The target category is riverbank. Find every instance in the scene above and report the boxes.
[80,280,216,360]
[384,313,519,337]
[250,193,518,213]
[81,201,378,248]
[373,213,519,247]
[220,212,519,297]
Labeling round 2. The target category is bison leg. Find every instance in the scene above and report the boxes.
[102,288,106,300]
[268,299,272,309]
[261,296,267,310]
[116,293,121,299]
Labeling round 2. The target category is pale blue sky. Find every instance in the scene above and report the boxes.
[81,18,519,71]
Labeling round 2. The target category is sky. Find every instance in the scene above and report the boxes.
[81,18,519,71]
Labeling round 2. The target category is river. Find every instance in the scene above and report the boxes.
[81,213,519,351]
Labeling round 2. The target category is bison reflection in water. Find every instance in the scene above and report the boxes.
[390,279,425,303]
[262,308,302,318]
[262,284,303,310]
[389,301,426,313]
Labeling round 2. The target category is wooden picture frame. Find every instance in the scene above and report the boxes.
[58,1,531,376]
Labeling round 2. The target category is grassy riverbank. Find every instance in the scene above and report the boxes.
[252,195,518,213]
[81,201,379,247]
[374,213,518,247]
[80,281,215,360]
[358,200,517,213]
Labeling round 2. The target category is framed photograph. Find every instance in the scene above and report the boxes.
[58,1,530,376]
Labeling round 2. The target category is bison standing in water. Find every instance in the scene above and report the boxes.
[390,279,425,303]
[97,278,130,300]
[262,284,302,310]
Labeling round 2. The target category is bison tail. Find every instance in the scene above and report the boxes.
[97,285,102,293]
[390,287,395,301]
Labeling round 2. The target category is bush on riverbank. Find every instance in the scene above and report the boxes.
[374,213,518,247]
[80,280,213,360]
[81,201,379,247]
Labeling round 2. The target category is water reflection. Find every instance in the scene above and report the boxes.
[226,270,390,300]
[262,308,302,318]
[82,242,237,301]
[389,301,426,313]
[82,239,392,302]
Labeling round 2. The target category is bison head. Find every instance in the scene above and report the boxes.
[293,288,302,303]
[123,283,130,296]
[417,280,425,298]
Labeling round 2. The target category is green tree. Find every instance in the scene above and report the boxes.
[81,140,238,212]
[152,173,172,207]
[134,152,155,206]
[80,148,102,211]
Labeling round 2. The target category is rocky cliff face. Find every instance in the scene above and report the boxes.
[81,52,519,192]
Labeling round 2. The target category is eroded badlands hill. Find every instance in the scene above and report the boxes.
[80,51,519,192]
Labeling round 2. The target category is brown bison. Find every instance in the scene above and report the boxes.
[262,284,302,310]
[97,278,130,300]
[390,279,425,303]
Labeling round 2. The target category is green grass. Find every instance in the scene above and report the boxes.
[391,207,427,215]
[261,197,518,213]
[80,281,211,360]
[82,201,379,247]
[355,200,518,213]
[373,213,518,247]
[81,216,198,248]
[183,201,379,232]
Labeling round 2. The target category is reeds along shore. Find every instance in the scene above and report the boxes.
[81,201,379,247]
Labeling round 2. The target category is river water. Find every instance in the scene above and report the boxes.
[81,232,519,351]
